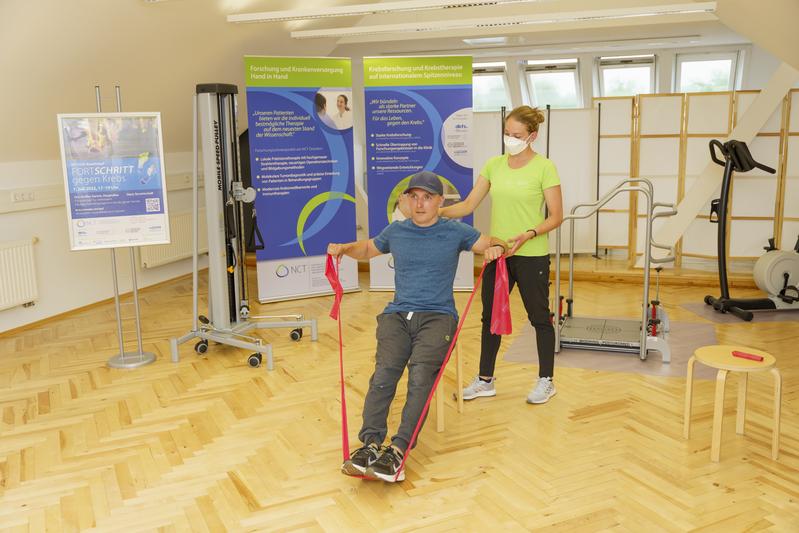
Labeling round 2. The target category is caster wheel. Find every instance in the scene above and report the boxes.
[290,328,303,341]
[247,353,262,368]
[240,305,250,319]
[704,295,713,305]
[194,340,208,354]
[198,315,210,325]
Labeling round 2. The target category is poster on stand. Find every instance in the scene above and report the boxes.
[244,56,359,302]
[363,56,475,290]
[57,113,170,251]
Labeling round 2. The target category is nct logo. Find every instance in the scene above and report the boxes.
[275,264,308,278]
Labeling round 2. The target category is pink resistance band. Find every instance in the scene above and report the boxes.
[326,255,493,482]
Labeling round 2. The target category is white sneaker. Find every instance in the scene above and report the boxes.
[462,376,496,400]
[527,377,556,404]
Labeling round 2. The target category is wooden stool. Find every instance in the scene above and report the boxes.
[683,345,782,461]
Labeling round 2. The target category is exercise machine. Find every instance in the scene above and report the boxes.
[170,83,317,369]
[704,139,799,321]
[554,178,676,363]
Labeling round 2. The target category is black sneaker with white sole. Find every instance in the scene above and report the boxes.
[341,443,381,476]
[365,445,405,482]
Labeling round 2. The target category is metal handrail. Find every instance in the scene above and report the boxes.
[555,185,653,360]
[650,202,678,262]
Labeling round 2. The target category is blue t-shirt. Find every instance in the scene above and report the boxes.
[373,217,481,318]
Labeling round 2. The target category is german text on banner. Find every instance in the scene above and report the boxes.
[245,56,359,302]
[57,113,170,251]
[363,56,474,290]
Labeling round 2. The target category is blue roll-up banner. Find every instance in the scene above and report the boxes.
[364,56,474,290]
[245,56,359,302]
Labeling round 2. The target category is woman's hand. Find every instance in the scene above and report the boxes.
[507,230,535,256]
[484,244,505,262]
[327,243,347,257]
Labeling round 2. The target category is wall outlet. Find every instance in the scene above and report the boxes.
[12,191,36,203]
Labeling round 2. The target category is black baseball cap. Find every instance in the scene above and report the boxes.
[404,171,443,196]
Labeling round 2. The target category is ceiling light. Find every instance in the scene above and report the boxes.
[227,0,542,24]
[290,2,716,39]
[463,37,508,45]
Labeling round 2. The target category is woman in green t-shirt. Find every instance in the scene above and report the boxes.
[441,105,564,405]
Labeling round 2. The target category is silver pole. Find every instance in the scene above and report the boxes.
[640,189,653,360]
[94,85,102,114]
[110,251,126,359]
[568,216,575,305]
[554,225,561,352]
[104,84,155,368]
[96,85,127,360]
[115,86,144,358]
[192,93,199,333]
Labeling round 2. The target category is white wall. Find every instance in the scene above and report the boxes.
[0,152,209,334]
[744,45,793,89]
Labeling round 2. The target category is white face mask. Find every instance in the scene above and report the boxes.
[503,133,532,156]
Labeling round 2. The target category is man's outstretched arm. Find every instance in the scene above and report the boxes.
[327,239,384,260]
[471,235,508,262]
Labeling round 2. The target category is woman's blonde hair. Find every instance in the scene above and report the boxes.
[505,105,546,134]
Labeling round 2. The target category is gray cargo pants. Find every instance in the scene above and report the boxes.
[358,311,457,452]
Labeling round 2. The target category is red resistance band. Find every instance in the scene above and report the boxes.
[490,255,512,335]
[326,255,493,482]
[324,255,349,464]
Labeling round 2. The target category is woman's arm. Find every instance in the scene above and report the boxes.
[439,175,490,219]
[507,185,564,255]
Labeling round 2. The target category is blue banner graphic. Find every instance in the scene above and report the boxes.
[364,58,474,238]
[66,155,164,218]
[245,58,355,261]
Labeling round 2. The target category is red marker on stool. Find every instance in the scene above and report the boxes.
[732,350,764,362]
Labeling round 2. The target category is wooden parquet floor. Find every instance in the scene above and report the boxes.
[1,269,798,532]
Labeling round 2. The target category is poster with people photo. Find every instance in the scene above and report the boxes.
[57,112,170,251]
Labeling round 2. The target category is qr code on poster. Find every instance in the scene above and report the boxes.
[145,198,161,212]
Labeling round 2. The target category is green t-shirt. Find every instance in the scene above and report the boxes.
[480,153,561,257]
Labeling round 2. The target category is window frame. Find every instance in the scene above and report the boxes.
[597,54,657,97]
[523,58,582,109]
[675,51,740,93]
[472,62,511,113]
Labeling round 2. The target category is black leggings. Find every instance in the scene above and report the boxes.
[479,255,555,378]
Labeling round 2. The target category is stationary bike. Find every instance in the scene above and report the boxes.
[704,139,799,321]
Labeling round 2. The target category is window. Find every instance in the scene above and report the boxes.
[525,58,580,108]
[472,62,511,112]
[676,52,738,92]
[598,55,656,97]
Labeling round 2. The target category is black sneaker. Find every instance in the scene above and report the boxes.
[341,443,381,476]
[365,445,405,482]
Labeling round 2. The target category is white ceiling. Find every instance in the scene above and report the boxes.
[0,0,794,162]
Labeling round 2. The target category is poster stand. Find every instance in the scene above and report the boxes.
[95,85,157,369]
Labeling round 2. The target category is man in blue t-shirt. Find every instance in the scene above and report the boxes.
[328,171,507,482]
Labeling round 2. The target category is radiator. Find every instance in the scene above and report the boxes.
[0,239,38,311]
[139,209,208,269]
